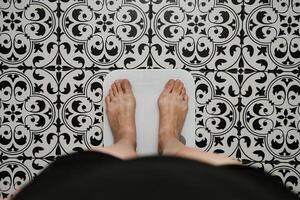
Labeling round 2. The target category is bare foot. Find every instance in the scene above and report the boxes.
[158,79,188,154]
[105,79,136,150]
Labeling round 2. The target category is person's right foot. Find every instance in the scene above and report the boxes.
[158,79,188,154]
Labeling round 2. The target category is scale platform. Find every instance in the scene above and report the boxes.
[103,69,195,156]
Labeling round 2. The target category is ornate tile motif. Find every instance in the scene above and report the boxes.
[0,0,300,198]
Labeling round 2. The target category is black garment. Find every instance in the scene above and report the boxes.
[15,151,298,200]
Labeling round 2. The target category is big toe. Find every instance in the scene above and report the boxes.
[121,79,133,94]
[164,79,175,93]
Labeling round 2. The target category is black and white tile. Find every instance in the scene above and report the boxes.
[0,0,300,198]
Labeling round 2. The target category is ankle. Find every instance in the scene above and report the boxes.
[158,133,183,155]
[115,135,136,151]
[159,127,179,138]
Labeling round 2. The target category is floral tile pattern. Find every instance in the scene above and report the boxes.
[0,0,300,198]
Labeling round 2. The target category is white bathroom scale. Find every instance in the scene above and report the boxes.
[103,69,195,156]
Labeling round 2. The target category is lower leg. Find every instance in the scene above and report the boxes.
[159,135,240,166]
[93,138,136,160]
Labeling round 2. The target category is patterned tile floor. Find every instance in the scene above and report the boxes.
[0,0,300,198]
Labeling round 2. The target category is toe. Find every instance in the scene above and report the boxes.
[105,95,111,105]
[183,94,189,102]
[173,79,182,94]
[112,82,118,96]
[178,82,184,94]
[121,79,133,94]
[109,89,114,99]
[115,80,123,94]
[180,87,186,96]
[164,79,175,93]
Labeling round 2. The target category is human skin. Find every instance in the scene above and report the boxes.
[95,79,239,166]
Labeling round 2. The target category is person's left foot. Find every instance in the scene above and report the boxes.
[105,79,136,149]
